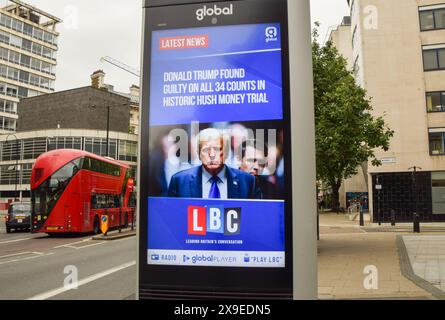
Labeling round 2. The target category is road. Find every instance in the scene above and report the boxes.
[0,224,137,300]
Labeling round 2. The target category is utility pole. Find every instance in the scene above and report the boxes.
[409,166,421,233]
[88,101,128,158]
[376,175,382,226]
[106,105,110,157]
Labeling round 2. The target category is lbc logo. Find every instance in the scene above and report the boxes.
[187,206,241,236]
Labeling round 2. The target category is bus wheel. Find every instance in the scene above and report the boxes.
[6,227,11,234]
[93,216,100,235]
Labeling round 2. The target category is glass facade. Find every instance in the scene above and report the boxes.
[0,136,138,187]
[0,9,59,136]
[0,13,58,46]
[432,172,445,214]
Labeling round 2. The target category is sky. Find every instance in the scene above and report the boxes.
[0,0,349,94]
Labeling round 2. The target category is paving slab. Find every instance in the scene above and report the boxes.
[318,213,435,300]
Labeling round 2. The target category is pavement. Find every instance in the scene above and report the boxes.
[318,212,445,300]
[401,235,445,298]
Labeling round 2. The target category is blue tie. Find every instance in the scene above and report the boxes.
[208,176,221,199]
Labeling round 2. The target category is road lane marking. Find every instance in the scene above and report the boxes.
[0,251,31,259]
[55,240,106,250]
[0,252,54,266]
[0,237,33,245]
[71,241,106,250]
[20,253,54,262]
[27,261,136,300]
[53,239,92,249]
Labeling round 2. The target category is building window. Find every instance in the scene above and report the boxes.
[84,138,117,159]
[432,172,445,214]
[0,165,19,185]
[9,34,22,48]
[11,19,23,33]
[18,87,28,99]
[19,70,29,84]
[427,92,445,112]
[21,39,32,52]
[423,48,445,71]
[7,67,19,81]
[9,50,20,64]
[429,129,445,155]
[23,23,33,36]
[32,43,42,56]
[20,54,31,67]
[118,140,137,162]
[0,14,12,28]
[0,99,17,114]
[5,84,18,97]
[47,137,82,151]
[22,138,47,160]
[420,8,445,31]
[0,140,21,161]
[20,163,33,185]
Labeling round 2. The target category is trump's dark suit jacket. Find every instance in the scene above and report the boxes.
[167,165,262,199]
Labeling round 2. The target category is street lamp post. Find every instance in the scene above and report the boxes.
[409,166,422,233]
[5,134,19,202]
[88,101,129,158]
[106,105,110,157]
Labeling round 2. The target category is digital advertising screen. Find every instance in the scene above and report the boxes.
[146,22,287,269]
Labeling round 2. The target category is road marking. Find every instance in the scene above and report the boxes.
[20,253,54,262]
[0,237,33,245]
[27,261,136,300]
[53,239,91,249]
[55,239,106,250]
[66,241,106,250]
[0,251,31,259]
[0,252,54,266]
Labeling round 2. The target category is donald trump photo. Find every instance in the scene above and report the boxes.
[168,128,262,199]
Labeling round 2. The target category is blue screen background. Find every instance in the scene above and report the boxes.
[150,23,283,126]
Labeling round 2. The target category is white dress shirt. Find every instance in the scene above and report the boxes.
[202,166,228,199]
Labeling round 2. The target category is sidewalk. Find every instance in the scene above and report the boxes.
[401,235,445,297]
[318,212,440,299]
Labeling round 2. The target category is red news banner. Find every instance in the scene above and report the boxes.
[160,35,209,50]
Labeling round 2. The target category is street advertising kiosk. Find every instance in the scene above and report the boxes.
[138,0,317,300]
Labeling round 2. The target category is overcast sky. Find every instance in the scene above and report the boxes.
[2,0,349,93]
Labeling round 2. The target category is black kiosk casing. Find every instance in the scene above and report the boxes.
[138,0,299,300]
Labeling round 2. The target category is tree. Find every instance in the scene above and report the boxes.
[312,25,394,211]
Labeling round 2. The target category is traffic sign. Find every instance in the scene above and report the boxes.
[100,215,109,235]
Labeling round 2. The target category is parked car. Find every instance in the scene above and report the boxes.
[5,202,31,233]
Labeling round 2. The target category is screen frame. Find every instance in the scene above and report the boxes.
[138,0,294,298]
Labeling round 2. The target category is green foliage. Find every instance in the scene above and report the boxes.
[312,25,394,205]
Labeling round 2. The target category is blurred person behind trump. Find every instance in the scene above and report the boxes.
[239,140,279,200]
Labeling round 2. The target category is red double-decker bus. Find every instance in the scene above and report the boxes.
[31,149,136,235]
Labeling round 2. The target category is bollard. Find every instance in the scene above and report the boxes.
[119,208,122,233]
[131,211,134,231]
[413,213,420,233]
[359,206,364,227]
[391,210,396,227]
